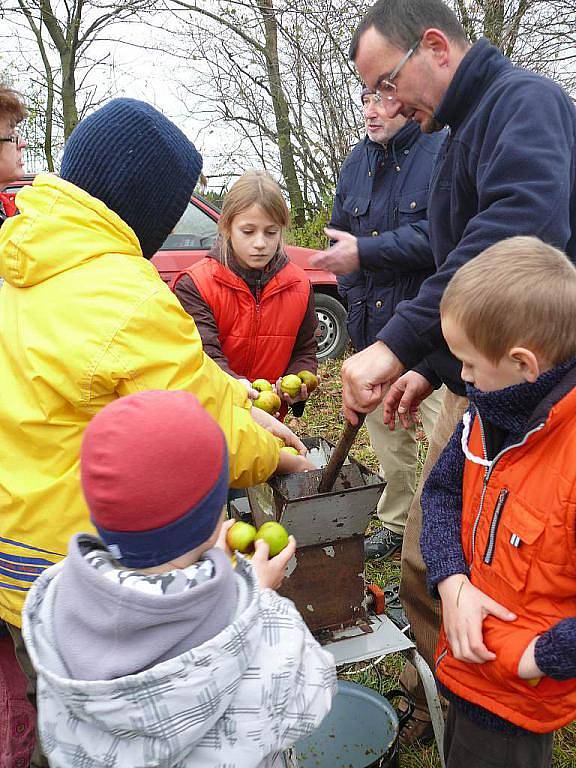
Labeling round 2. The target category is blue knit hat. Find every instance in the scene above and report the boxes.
[60,98,203,259]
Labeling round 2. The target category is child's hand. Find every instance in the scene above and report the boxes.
[239,378,259,400]
[250,405,307,453]
[517,637,543,681]
[274,378,308,405]
[277,450,316,474]
[438,574,517,663]
[215,518,235,556]
[250,536,297,590]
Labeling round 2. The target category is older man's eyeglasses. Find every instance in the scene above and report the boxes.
[374,37,422,103]
[0,133,24,149]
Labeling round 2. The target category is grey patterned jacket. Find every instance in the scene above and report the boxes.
[22,556,336,767]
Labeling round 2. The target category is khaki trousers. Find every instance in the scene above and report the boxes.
[365,386,445,535]
[398,389,468,715]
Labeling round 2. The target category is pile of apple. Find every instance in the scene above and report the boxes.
[226,520,289,558]
[252,370,319,415]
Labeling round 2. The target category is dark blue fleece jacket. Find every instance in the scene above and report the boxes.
[330,122,444,351]
[421,360,576,732]
[376,39,576,394]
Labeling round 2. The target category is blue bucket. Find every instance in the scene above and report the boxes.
[293,681,413,768]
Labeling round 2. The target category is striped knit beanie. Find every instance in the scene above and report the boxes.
[60,98,203,259]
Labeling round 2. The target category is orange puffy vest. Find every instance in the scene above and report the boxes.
[436,387,576,733]
[180,257,311,383]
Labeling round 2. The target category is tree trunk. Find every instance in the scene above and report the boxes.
[258,0,306,226]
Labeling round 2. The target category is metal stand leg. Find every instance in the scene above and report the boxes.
[404,648,446,768]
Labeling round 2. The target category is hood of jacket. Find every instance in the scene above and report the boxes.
[0,174,143,288]
[51,534,238,681]
[23,553,263,756]
[23,551,336,767]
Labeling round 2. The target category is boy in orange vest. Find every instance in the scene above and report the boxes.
[420,236,576,768]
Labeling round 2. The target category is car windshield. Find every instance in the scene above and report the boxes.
[162,201,219,250]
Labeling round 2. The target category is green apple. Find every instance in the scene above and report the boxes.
[252,378,273,393]
[280,374,302,399]
[255,521,290,557]
[297,370,319,393]
[253,390,281,414]
[226,521,257,554]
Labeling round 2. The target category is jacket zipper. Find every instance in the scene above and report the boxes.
[483,488,509,564]
[469,411,545,563]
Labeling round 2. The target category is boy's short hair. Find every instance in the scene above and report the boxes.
[441,236,576,365]
[0,85,27,124]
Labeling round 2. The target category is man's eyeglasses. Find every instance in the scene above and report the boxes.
[0,133,25,149]
[374,37,422,103]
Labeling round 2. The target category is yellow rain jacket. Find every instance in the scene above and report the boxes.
[0,175,279,626]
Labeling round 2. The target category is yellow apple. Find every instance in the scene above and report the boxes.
[252,378,273,393]
[253,390,281,414]
[280,374,302,399]
[226,521,257,554]
[255,521,290,557]
[297,370,319,393]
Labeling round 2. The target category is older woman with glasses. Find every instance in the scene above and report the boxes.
[0,84,27,227]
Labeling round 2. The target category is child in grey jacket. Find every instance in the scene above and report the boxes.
[22,389,336,768]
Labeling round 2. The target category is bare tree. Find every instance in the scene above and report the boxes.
[2,0,158,168]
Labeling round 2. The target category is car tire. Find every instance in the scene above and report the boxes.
[314,293,349,361]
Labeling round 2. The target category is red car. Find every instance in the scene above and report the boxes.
[7,177,348,360]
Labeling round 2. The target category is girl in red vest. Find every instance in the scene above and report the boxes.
[174,170,318,419]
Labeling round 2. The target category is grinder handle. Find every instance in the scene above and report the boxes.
[317,413,366,494]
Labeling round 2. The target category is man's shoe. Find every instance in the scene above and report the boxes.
[364,526,403,560]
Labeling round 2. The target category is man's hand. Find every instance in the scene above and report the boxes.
[341,341,405,423]
[250,536,297,590]
[438,575,517,664]
[250,406,307,454]
[383,371,434,430]
[308,229,360,275]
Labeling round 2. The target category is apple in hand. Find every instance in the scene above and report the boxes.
[297,370,319,393]
[226,521,257,554]
[280,374,302,399]
[253,390,282,414]
[255,521,290,557]
[252,379,273,393]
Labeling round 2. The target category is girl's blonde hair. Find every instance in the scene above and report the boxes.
[219,170,290,266]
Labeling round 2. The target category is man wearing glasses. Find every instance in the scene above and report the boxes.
[313,0,576,749]
[0,85,27,228]
[325,89,445,564]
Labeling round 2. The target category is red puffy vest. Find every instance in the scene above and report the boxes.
[180,257,311,383]
[436,387,576,732]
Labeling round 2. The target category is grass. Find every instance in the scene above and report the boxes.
[286,352,576,767]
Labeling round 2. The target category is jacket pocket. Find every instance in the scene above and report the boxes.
[488,496,545,591]
[395,189,429,226]
[342,196,370,235]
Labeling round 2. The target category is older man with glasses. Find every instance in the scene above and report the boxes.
[312,0,576,751]
[321,88,445,563]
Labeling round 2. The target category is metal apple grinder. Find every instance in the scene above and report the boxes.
[247,415,386,639]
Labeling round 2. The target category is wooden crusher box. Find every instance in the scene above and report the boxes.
[247,437,385,636]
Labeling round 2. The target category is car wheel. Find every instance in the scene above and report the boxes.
[314,293,349,361]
